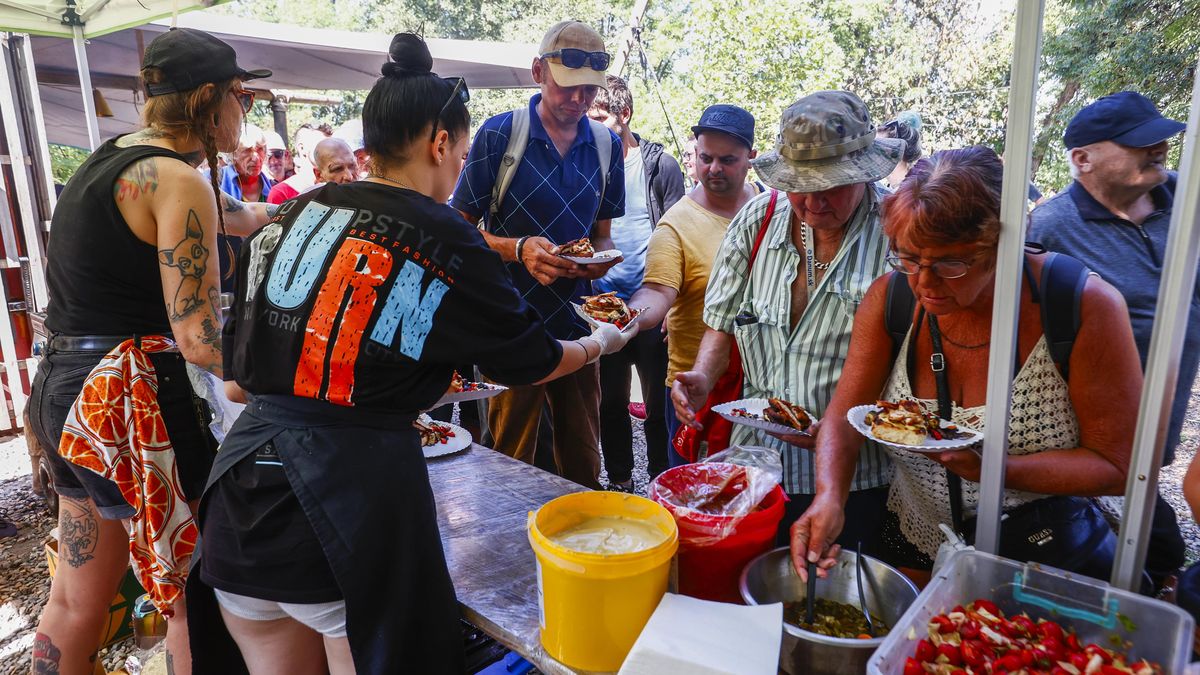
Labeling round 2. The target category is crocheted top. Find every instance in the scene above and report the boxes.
[881,331,1079,557]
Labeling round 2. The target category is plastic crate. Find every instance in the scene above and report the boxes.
[868,550,1194,674]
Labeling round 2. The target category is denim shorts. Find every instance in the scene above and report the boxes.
[29,347,217,519]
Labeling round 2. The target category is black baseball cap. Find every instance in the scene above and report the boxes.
[691,104,755,149]
[1063,91,1185,149]
[142,28,271,97]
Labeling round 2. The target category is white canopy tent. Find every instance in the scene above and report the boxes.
[26,10,538,148]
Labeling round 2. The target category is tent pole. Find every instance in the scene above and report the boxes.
[1110,56,1200,591]
[973,0,1045,554]
[71,24,100,150]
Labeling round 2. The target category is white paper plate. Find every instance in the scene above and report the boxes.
[572,302,642,333]
[434,383,508,407]
[422,421,471,458]
[711,398,818,435]
[847,404,982,452]
[560,249,621,264]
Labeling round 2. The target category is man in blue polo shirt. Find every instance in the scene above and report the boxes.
[1029,91,1193,590]
[453,20,625,489]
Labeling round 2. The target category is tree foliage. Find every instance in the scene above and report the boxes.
[47,0,1200,193]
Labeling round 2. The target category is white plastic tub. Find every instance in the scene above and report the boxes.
[868,551,1194,673]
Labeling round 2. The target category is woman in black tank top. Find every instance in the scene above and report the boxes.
[28,28,276,675]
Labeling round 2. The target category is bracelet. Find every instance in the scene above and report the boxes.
[579,337,601,364]
[515,236,531,264]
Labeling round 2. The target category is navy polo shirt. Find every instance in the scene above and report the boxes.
[452,94,625,339]
[1029,173,1200,464]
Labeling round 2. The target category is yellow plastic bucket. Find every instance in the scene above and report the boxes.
[528,491,678,671]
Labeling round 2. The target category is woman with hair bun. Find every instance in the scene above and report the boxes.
[189,33,635,673]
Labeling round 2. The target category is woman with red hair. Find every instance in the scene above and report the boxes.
[789,146,1144,585]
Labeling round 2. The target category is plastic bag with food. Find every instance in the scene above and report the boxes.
[647,446,784,545]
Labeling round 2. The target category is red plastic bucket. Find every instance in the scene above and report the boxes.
[649,463,786,603]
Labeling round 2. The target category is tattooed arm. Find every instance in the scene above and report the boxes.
[220,192,279,237]
[151,166,225,377]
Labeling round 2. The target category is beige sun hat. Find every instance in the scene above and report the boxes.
[538,21,609,89]
[751,90,905,193]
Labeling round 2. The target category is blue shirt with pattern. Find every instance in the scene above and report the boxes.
[452,94,625,340]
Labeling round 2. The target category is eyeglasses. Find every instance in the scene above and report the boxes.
[541,48,611,71]
[430,77,470,142]
[885,254,977,279]
[230,89,255,114]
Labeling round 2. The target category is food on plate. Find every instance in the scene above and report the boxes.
[414,418,455,447]
[763,398,812,432]
[446,371,492,395]
[557,237,595,257]
[783,598,886,639]
[864,399,964,445]
[582,291,636,329]
[903,599,1160,675]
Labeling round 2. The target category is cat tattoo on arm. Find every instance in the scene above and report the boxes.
[159,209,210,321]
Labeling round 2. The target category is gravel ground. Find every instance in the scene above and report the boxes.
[2,378,1198,673]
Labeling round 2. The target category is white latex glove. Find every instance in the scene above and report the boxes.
[931,523,975,575]
[583,321,635,363]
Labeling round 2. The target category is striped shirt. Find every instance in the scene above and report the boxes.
[703,185,893,494]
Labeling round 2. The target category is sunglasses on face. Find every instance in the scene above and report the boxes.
[431,77,470,142]
[541,48,611,71]
[886,254,977,279]
[268,149,286,159]
[230,89,255,114]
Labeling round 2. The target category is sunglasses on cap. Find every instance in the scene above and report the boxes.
[541,48,611,71]
[230,88,255,114]
[431,77,470,142]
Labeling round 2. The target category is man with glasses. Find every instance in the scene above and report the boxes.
[452,20,625,489]
[671,91,904,546]
[1029,91,1192,591]
[263,129,291,182]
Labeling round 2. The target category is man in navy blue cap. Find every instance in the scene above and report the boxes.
[629,104,762,467]
[1029,90,1190,590]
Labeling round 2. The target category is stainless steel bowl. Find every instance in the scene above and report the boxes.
[739,546,919,675]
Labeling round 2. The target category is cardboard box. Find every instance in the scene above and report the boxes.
[45,534,147,648]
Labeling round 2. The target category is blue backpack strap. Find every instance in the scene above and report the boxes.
[1038,251,1089,380]
[885,272,917,362]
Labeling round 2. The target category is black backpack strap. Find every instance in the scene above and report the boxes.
[1038,251,1089,380]
[885,272,917,362]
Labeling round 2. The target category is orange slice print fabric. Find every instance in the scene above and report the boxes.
[58,336,197,614]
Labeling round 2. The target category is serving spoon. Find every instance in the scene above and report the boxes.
[856,540,875,637]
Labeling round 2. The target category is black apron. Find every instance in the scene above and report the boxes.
[187,395,466,673]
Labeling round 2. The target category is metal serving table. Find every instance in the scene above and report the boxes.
[428,443,606,675]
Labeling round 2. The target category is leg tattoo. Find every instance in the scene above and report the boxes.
[32,632,62,674]
[166,650,176,675]
[60,499,98,568]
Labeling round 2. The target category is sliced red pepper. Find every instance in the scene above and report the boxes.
[937,643,962,666]
[903,657,924,675]
[914,639,937,663]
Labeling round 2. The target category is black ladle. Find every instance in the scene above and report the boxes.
[805,560,817,625]
[856,540,875,637]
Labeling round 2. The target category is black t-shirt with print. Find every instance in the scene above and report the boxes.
[223,180,563,407]
[202,182,563,602]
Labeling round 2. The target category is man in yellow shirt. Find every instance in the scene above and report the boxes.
[630,105,760,466]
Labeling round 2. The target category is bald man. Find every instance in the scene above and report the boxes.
[312,138,359,185]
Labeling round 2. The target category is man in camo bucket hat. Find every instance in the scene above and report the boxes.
[671,90,902,552]
[752,90,905,192]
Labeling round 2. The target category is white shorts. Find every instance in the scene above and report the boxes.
[214,588,348,638]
